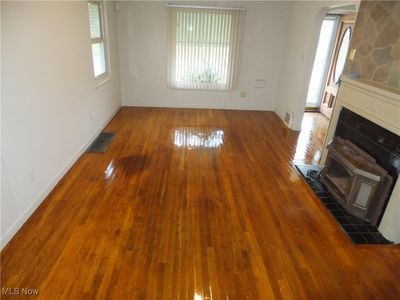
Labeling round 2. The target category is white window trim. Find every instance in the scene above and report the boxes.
[167,6,245,92]
[88,0,111,86]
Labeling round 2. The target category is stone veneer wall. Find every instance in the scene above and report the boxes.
[344,0,400,92]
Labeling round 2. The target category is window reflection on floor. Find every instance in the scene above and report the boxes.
[173,128,224,149]
[194,292,203,300]
[293,112,329,165]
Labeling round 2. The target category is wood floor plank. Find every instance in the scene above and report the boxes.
[1,108,399,299]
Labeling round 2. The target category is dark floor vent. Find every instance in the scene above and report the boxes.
[86,132,115,153]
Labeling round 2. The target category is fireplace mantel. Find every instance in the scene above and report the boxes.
[321,77,400,243]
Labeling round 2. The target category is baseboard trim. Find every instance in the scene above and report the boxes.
[121,103,272,112]
[379,228,397,243]
[275,111,301,131]
[0,105,121,250]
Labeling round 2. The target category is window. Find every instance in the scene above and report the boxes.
[334,27,351,84]
[88,0,108,79]
[167,6,245,91]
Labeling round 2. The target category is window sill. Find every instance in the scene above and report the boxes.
[95,75,111,89]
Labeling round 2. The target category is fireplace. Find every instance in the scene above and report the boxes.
[320,77,400,242]
[321,137,393,225]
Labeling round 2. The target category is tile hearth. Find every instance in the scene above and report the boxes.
[296,164,393,245]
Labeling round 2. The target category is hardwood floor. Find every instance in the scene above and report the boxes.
[1,108,399,299]
[292,112,329,165]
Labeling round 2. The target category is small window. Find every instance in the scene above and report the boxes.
[334,27,351,84]
[167,6,245,91]
[88,1,108,79]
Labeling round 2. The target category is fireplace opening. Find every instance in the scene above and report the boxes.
[321,137,393,225]
[321,107,400,226]
[323,155,352,196]
[335,107,400,181]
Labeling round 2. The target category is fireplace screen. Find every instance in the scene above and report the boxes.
[321,138,393,225]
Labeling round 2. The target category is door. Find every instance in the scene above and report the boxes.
[305,15,339,109]
[320,14,355,119]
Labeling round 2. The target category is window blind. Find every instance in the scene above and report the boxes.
[88,2,101,39]
[167,7,245,91]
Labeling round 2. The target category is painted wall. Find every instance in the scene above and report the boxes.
[117,1,289,111]
[344,0,400,92]
[275,1,359,130]
[1,1,121,248]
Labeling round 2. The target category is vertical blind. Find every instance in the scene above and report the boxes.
[88,2,102,39]
[167,7,245,91]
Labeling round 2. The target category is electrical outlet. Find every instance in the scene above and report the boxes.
[240,91,246,98]
[90,111,95,120]
[29,168,36,182]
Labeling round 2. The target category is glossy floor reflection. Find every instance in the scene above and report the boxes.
[173,128,224,149]
[104,160,116,181]
[293,112,329,165]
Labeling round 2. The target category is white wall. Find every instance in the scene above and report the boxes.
[117,1,289,111]
[1,1,121,248]
[275,1,359,130]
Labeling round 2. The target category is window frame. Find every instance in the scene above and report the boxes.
[88,0,110,84]
[167,7,245,92]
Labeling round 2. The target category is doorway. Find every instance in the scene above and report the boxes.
[320,14,355,118]
[299,7,357,165]
[305,12,356,116]
[305,15,339,110]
